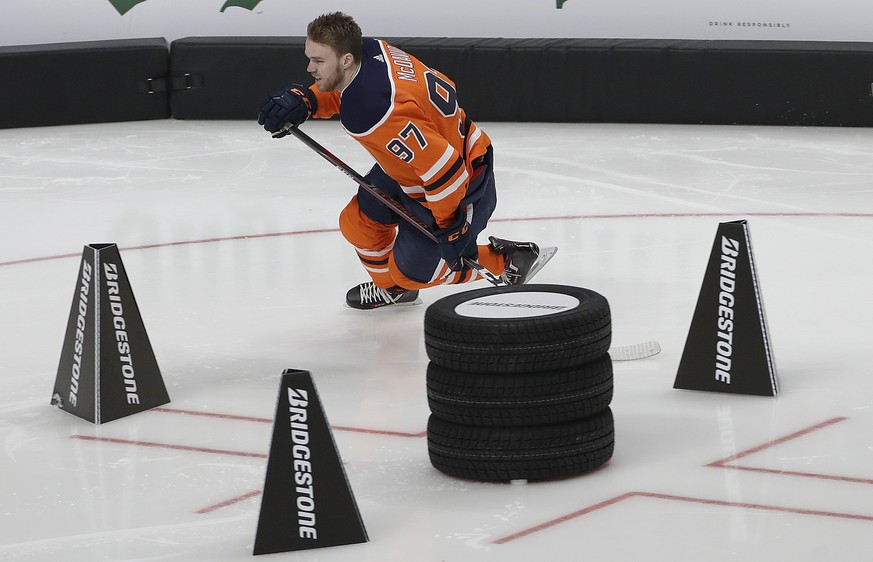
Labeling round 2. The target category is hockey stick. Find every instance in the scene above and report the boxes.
[610,340,661,361]
[276,124,505,287]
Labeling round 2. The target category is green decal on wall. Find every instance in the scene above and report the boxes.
[221,0,265,11]
[108,0,265,14]
[110,0,560,15]
[108,0,148,15]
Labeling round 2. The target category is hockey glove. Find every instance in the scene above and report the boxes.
[257,84,318,136]
[434,209,473,271]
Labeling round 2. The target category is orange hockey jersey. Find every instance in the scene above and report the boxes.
[308,38,491,228]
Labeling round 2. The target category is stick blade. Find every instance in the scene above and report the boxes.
[610,340,661,361]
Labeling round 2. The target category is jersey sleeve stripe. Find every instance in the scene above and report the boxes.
[466,124,484,152]
[425,168,468,203]
[424,156,464,193]
[420,144,454,183]
[401,185,426,196]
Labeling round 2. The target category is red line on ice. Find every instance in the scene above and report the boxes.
[3,212,871,268]
[707,416,848,466]
[493,491,873,544]
[707,416,873,484]
[71,434,267,459]
[196,490,263,514]
[154,406,427,438]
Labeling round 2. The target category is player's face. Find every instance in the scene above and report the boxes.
[305,39,350,92]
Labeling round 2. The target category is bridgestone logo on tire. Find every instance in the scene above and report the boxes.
[454,292,580,318]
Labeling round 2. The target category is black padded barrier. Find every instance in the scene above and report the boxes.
[169,37,309,120]
[2,36,872,127]
[169,36,873,126]
[0,38,170,129]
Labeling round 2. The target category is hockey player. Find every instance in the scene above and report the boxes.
[258,12,550,309]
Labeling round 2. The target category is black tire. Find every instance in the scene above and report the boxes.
[426,354,613,427]
[424,284,611,374]
[427,408,615,482]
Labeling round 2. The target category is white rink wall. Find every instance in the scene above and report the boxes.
[2,0,873,47]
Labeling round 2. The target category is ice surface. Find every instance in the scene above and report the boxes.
[1,120,872,561]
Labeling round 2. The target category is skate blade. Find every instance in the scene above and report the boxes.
[343,297,423,310]
[521,246,558,284]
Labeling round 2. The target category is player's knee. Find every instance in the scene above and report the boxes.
[338,200,371,245]
[340,199,394,248]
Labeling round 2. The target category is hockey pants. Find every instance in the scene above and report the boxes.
[338,150,505,290]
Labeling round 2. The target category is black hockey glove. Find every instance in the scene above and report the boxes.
[257,84,318,136]
[434,209,473,271]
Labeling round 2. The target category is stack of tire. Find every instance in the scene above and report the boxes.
[424,284,615,482]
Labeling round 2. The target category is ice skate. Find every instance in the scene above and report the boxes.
[345,281,422,310]
[489,236,558,285]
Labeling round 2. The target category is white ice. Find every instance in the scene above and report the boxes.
[1,119,873,561]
